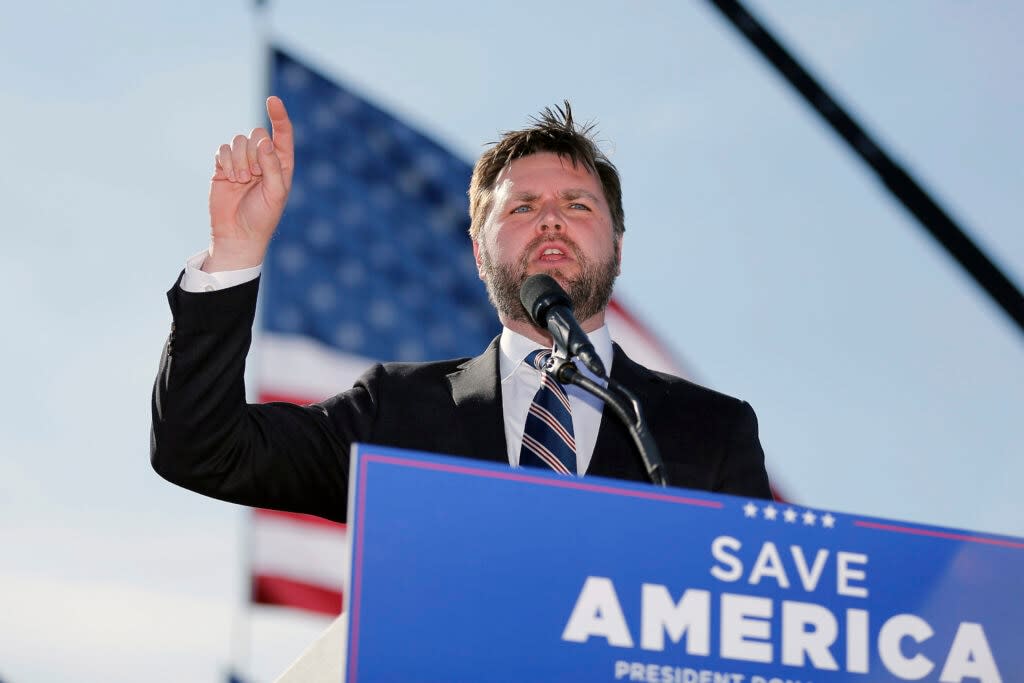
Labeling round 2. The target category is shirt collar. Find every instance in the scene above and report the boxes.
[498,324,613,382]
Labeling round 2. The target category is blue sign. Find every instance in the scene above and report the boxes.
[343,444,1023,682]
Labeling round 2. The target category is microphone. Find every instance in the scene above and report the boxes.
[520,274,606,378]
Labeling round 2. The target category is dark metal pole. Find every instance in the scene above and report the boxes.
[706,0,1024,336]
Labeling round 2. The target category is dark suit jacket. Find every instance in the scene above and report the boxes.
[152,275,772,523]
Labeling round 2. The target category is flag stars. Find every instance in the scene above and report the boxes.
[281,63,311,90]
[277,244,308,273]
[312,104,337,130]
[762,505,779,521]
[822,513,836,528]
[802,510,817,526]
[368,300,397,329]
[332,91,358,115]
[310,161,338,188]
[783,508,798,523]
[743,502,759,518]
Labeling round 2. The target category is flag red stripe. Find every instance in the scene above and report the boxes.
[252,574,343,616]
[258,391,320,405]
[253,507,347,532]
[607,298,660,346]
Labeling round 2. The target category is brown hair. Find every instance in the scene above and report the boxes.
[467,101,624,241]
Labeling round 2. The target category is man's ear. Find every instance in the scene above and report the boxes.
[472,240,485,280]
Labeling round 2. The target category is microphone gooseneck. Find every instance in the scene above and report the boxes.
[519,274,606,378]
[518,273,667,487]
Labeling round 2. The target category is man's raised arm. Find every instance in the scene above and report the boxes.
[150,97,359,523]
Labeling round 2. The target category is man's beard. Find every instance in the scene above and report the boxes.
[478,236,619,327]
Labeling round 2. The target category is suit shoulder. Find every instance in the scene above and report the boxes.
[360,358,475,385]
[321,356,474,414]
[363,336,499,385]
[620,353,753,416]
[654,370,747,405]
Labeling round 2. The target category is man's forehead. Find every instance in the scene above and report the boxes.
[493,154,602,199]
[495,151,597,182]
[508,188,602,202]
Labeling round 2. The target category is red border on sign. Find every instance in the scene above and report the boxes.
[854,519,1024,549]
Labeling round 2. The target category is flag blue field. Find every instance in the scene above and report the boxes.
[260,47,499,404]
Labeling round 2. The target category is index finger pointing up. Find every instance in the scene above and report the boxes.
[266,95,295,186]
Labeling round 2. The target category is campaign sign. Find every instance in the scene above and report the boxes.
[343,444,1023,683]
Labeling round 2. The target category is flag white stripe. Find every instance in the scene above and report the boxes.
[259,332,374,401]
[252,513,349,591]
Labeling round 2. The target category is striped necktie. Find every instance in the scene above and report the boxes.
[519,350,577,475]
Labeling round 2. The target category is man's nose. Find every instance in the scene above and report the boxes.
[537,202,565,231]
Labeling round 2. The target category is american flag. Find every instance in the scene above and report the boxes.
[250,46,693,616]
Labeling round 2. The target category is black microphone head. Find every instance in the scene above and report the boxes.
[520,274,572,326]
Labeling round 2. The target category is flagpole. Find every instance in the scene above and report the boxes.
[226,5,271,680]
[228,509,256,681]
[256,0,272,119]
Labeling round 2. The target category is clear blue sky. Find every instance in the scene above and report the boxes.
[1,1,1021,680]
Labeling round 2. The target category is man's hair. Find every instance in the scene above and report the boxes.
[467,101,625,241]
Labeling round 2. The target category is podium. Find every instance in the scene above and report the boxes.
[277,444,1023,682]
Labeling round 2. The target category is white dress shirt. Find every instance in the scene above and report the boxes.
[181,251,614,475]
[181,250,262,292]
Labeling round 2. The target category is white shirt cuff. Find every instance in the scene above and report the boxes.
[179,250,263,293]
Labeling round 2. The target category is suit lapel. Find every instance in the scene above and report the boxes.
[446,337,509,464]
[587,344,659,481]
[445,339,663,476]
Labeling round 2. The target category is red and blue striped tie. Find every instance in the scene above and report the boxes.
[519,350,577,475]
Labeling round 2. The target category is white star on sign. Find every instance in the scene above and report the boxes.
[822,513,836,528]
[802,510,817,526]
[743,502,759,518]
[783,508,798,523]
[763,505,778,521]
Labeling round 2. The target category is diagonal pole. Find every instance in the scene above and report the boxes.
[706,0,1024,337]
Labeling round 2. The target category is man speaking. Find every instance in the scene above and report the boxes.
[151,97,772,522]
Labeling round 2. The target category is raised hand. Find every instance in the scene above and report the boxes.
[204,96,295,272]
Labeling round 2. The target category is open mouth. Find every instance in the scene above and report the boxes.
[534,243,573,263]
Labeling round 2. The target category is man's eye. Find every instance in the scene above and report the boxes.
[511,205,532,214]
[569,202,590,210]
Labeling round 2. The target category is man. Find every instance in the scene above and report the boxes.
[151,97,772,523]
